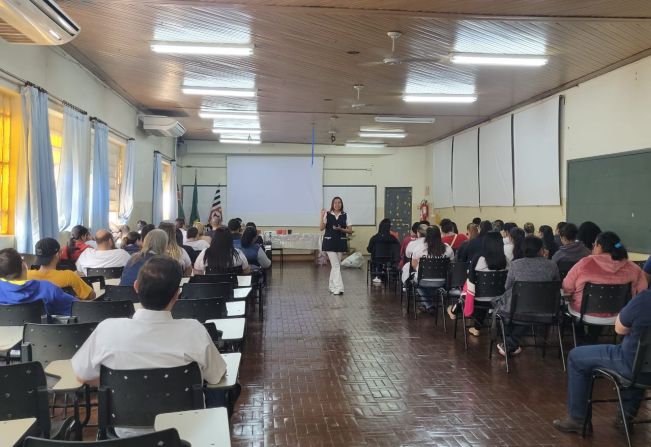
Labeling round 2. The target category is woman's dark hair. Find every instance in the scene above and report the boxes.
[503,222,517,233]
[378,218,391,236]
[68,225,90,255]
[522,236,544,258]
[560,223,579,241]
[424,225,446,257]
[482,232,507,270]
[439,218,453,234]
[141,224,156,240]
[538,225,557,258]
[136,256,182,310]
[492,220,504,232]
[472,217,482,225]
[204,227,238,270]
[123,231,141,247]
[330,196,344,212]
[556,221,567,233]
[451,221,459,234]
[577,221,602,251]
[595,231,628,261]
[479,220,493,235]
[175,229,184,246]
[411,222,421,233]
[509,227,526,260]
[246,222,257,230]
[241,226,258,248]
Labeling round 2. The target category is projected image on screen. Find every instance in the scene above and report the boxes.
[227,156,324,227]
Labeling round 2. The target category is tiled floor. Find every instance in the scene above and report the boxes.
[231,262,651,446]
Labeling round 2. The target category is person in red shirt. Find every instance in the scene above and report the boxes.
[60,225,93,262]
[440,218,468,252]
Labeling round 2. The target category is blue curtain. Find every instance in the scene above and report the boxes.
[90,121,109,232]
[118,139,136,224]
[15,86,59,254]
[152,152,163,225]
[170,160,179,220]
[57,106,90,230]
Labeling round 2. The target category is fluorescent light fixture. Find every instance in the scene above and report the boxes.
[182,87,257,97]
[220,139,261,145]
[403,94,477,103]
[374,116,436,124]
[199,111,259,120]
[345,142,387,148]
[48,29,61,40]
[360,127,403,133]
[358,132,406,139]
[151,42,253,56]
[212,128,261,135]
[451,53,548,67]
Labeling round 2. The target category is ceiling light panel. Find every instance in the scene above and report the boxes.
[199,111,259,119]
[358,132,406,138]
[183,87,257,97]
[345,142,387,148]
[451,53,548,66]
[220,139,261,144]
[212,128,261,134]
[403,94,477,103]
[374,116,436,124]
[151,42,253,55]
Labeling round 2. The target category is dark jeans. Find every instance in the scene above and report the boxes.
[567,345,645,420]
[503,324,529,351]
[204,384,241,417]
[417,283,446,310]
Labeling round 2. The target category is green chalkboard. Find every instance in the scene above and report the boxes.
[567,149,651,253]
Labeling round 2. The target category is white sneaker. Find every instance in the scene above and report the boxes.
[333,290,343,295]
[372,277,382,284]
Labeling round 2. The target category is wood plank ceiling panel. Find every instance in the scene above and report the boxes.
[56,1,651,145]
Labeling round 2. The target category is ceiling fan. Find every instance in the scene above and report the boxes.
[361,31,442,66]
[347,84,373,109]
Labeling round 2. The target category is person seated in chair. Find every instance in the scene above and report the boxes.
[440,218,468,252]
[551,222,591,265]
[411,226,454,313]
[72,256,229,437]
[367,218,400,284]
[495,236,560,357]
[0,248,77,316]
[240,226,271,269]
[553,287,651,435]
[185,226,210,252]
[120,229,168,286]
[76,229,131,276]
[27,238,95,300]
[228,219,243,249]
[399,222,421,270]
[194,227,250,275]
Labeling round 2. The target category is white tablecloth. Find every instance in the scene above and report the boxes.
[269,233,321,250]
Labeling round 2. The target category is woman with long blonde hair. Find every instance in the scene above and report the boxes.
[158,222,192,275]
[119,229,168,285]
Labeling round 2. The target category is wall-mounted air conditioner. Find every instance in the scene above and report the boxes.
[141,115,186,138]
[0,0,80,45]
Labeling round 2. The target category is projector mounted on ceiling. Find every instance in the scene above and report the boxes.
[140,115,186,138]
[0,0,80,45]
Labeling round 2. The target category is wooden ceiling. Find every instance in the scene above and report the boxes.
[57,0,651,146]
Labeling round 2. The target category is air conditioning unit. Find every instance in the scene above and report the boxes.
[141,115,186,138]
[0,0,80,45]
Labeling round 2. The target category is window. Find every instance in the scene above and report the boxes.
[108,138,125,225]
[0,92,16,235]
[49,108,63,184]
[161,160,172,221]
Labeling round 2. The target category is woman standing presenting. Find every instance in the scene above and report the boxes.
[320,196,352,295]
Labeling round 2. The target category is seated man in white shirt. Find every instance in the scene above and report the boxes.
[76,229,132,275]
[185,226,210,252]
[71,256,229,434]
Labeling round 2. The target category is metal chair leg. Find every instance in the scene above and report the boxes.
[500,319,510,373]
[440,292,447,334]
[557,323,566,372]
[572,321,578,348]
[582,374,597,438]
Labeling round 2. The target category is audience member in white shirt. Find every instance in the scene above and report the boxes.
[71,256,228,436]
[76,229,131,275]
[194,227,250,275]
[185,227,210,252]
[402,224,428,283]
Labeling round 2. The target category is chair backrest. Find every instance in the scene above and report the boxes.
[372,240,398,262]
[190,273,237,286]
[417,257,450,282]
[181,282,233,300]
[103,285,139,302]
[633,260,646,269]
[87,267,124,280]
[0,301,45,326]
[22,322,98,366]
[56,260,77,271]
[475,270,508,298]
[24,428,187,447]
[557,260,577,281]
[82,275,106,290]
[509,281,561,323]
[205,265,243,276]
[171,298,227,322]
[202,322,223,345]
[98,362,203,433]
[580,282,632,318]
[72,300,135,324]
[0,362,51,437]
[631,326,651,382]
[447,261,469,289]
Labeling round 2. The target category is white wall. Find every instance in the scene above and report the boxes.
[179,141,426,252]
[428,54,651,257]
[0,41,175,232]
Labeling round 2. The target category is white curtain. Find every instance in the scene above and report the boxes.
[57,106,90,230]
[152,152,163,225]
[170,160,179,220]
[90,121,110,231]
[15,86,59,254]
[118,139,136,224]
